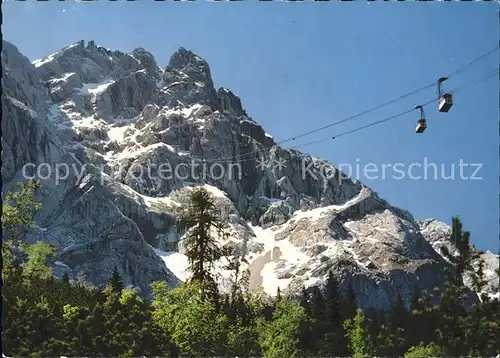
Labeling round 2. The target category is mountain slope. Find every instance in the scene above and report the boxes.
[2,40,497,307]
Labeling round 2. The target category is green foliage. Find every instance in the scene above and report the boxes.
[441,216,478,287]
[2,179,42,238]
[259,299,308,358]
[2,180,176,357]
[151,281,228,356]
[2,190,498,358]
[344,308,374,358]
[175,187,228,300]
[24,241,57,280]
[404,342,446,357]
[323,271,346,355]
[2,240,15,277]
[2,180,42,276]
[471,258,487,293]
[226,317,261,356]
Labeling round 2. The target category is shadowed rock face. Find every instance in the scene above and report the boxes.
[2,39,497,307]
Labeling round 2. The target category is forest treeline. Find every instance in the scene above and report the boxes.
[2,180,499,357]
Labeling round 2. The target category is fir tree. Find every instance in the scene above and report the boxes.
[324,271,341,327]
[387,292,410,354]
[62,271,70,285]
[276,287,282,303]
[471,258,487,294]
[176,187,226,300]
[299,287,311,316]
[310,285,325,322]
[437,217,475,355]
[107,266,124,294]
[366,307,383,351]
[344,308,373,358]
[323,271,344,355]
[441,216,478,287]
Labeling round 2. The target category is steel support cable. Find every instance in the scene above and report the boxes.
[290,68,499,149]
[204,46,499,164]
[202,68,499,159]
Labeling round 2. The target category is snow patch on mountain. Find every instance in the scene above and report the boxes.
[153,248,189,282]
[32,52,59,68]
[78,79,115,96]
[47,72,77,84]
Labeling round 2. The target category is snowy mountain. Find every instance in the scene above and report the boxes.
[2,40,497,309]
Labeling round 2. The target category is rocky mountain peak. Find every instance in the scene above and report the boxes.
[168,46,209,73]
[162,46,217,109]
[132,47,161,79]
[2,39,498,306]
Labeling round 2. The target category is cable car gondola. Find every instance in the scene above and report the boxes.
[414,105,426,133]
[437,77,453,112]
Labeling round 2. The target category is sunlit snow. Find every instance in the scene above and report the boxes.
[78,79,115,96]
[32,52,59,68]
[153,248,189,282]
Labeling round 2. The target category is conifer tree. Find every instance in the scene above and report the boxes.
[386,292,410,354]
[409,286,428,347]
[310,285,325,322]
[441,216,477,287]
[107,266,124,294]
[309,285,326,352]
[344,308,373,358]
[437,217,475,355]
[89,303,107,355]
[324,271,341,328]
[323,271,344,355]
[276,287,282,303]
[299,286,311,317]
[62,271,70,285]
[176,187,227,300]
[471,258,487,294]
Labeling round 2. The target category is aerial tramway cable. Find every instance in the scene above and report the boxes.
[204,46,499,164]
[279,45,499,145]
[208,68,498,162]
[288,68,499,150]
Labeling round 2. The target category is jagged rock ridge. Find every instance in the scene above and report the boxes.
[2,40,498,307]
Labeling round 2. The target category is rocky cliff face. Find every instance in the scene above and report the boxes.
[2,40,498,307]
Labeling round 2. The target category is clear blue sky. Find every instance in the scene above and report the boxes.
[4,1,499,252]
